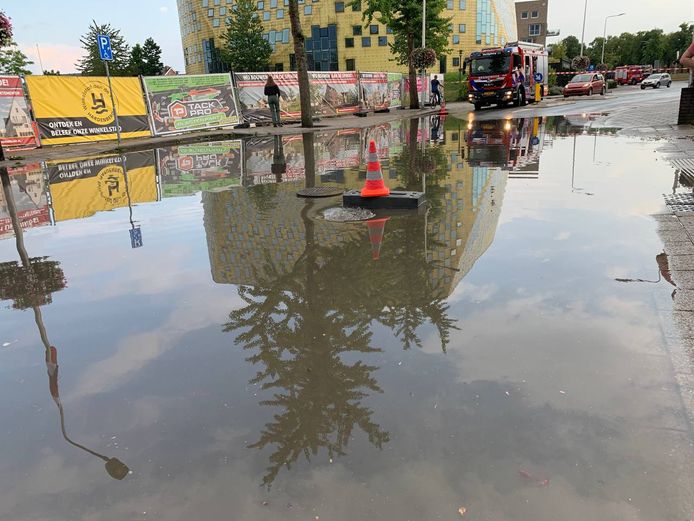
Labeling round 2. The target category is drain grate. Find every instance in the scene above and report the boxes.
[296,186,343,198]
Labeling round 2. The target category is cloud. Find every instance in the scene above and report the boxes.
[159,6,169,13]
[19,42,82,74]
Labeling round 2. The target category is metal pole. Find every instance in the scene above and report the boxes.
[601,17,607,64]
[580,0,588,56]
[422,0,426,49]
[36,43,45,73]
[104,60,122,147]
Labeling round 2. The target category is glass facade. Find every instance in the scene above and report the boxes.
[305,24,338,71]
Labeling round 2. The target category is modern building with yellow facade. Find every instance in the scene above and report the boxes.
[177,0,517,75]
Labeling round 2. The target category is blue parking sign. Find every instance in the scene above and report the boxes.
[129,227,143,248]
[97,34,113,61]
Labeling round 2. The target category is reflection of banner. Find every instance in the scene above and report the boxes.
[359,72,389,111]
[244,130,361,184]
[308,72,360,116]
[234,72,301,123]
[143,74,240,135]
[156,140,243,196]
[387,73,402,109]
[0,76,37,148]
[0,163,49,238]
[46,151,157,221]
[26,76,150,145]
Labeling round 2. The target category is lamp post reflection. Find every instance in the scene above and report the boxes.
[0,166,130,480]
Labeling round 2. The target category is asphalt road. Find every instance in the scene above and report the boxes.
[449,80,688,126]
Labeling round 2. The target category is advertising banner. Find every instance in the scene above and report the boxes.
[46,151,157,221]
[143,74,241,136]
[234,72,302,123]
[308,71,360,116]
[26,76,150,145]
[359,72,389,112]
[387,73,402,109]
[156,140,243,197]
[0,163,49,238]
[0,76,37,148]
[403,75,428,107]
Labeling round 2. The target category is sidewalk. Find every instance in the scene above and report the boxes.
[1,105,442,167]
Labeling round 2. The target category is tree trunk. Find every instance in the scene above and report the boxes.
[288,0,313,128]
[407,33,419,109]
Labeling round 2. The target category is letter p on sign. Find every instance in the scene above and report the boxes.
[97,34,113,61]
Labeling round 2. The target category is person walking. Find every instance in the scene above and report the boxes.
[430,75,442,106]
[264,76,283,127]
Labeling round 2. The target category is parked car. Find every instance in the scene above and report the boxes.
[640,73,672,89]
[563,73,606,97]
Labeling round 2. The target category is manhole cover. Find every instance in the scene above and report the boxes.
[296,186,343,198]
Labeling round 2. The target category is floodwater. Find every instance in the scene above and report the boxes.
[1,115,693,521]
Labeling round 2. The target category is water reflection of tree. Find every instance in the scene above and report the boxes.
[223,129,459,486]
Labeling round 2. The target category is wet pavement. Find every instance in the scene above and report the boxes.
[1,115,693,520]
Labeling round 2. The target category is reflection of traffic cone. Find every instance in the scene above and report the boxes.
[366,217,389,260]
[361,140,390,198]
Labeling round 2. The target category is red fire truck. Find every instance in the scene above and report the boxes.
[614,65,652,85]
[467,41,548,111]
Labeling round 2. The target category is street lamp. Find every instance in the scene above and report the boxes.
[601,12,625,64]
[579,0,588,57]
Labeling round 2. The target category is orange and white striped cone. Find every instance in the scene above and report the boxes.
[366,217,389,260]
[361,140,390,198]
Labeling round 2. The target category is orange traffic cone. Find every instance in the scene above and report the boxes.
[361,140,390,197]
[366,217,389,260]
[439,95,449,116]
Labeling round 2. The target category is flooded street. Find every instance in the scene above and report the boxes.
[1,115,693,520]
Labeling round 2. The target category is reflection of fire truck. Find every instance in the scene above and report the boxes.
[467,41,548,110]
[466,117,546,177]
[614,65,652,85]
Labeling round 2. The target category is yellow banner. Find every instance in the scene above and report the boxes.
[26,76,151,145]
[46,152,157,222]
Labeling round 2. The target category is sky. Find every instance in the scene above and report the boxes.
[3,0,694,74]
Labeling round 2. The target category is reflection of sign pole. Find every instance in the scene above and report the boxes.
[121,155,143,248]
[95,29,121,147]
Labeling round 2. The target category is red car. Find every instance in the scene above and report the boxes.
[563,73,606,97]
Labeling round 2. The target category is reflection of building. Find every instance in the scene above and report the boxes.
[204,117,507,299]
[515,0,548,45]
[177,0,517,74]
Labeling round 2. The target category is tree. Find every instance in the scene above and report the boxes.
[561,35,581,59]
[76,22,130,76]
[141,37,164,75]
[550,42,566,62]
[220,0,272,72]
[43,69,61,75]
[0,44,33,75]
[0,10,13,47]
[287,0,312,127]
[357,0,450,109]
[128,43,145,75]
[639,29,666,66]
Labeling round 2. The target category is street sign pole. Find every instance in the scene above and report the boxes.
[103,60,121,147]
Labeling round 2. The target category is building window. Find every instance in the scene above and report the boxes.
[335,1,344,12]
[459,23,466,32]
[529,24,541,36]
[345,37,354,47]
[370,25,379,34]
[361,36,371,47]
[386,26,393,34]
[353,25,362,35]
[275,63,284,71]
[304,4,312,14]
[447,0,453,8]
[213,18,220,26]
[352,0,360,10]
[208,8,214,16]
[202,0,209,6]
[214,0,220,5]
[219,6,226,14]
[378,36,387,46]
[277,8,284,17]
[289,53,296,70]
[263,11,270,20]
[257,0,264,7]
[346,58,356,70]
[452,57,460,67]
[531,10,539,18]
[270,0,277,6]
[459,0,465,8]
[521,11,528,19]
[452,35,459,44]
